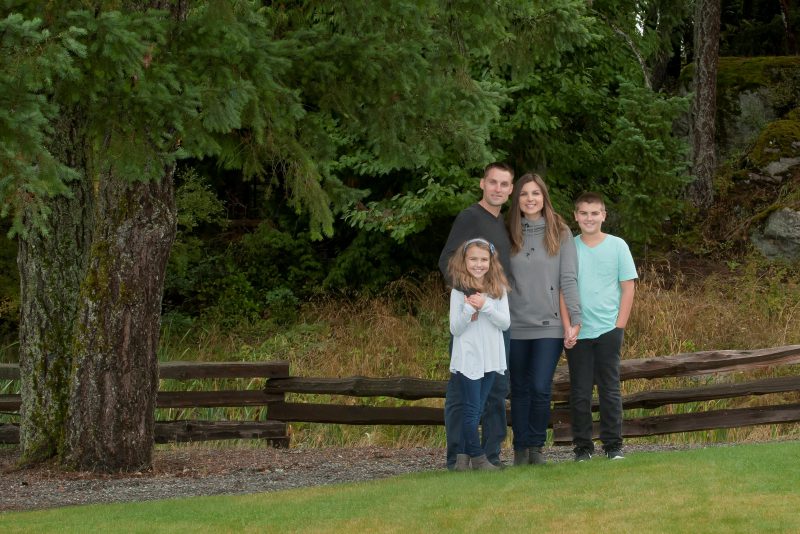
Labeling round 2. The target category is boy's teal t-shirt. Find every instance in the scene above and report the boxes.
[575,234,638,339]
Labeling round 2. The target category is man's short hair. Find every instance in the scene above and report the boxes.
[483,162,514,179]
[574,192,606,210]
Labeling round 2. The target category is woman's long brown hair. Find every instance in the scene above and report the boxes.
[447,239,510,299]
[507,173,568,256]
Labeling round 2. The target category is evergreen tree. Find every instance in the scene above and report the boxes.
[347,1,691,248]
[690,0,722,211]
[720,0,800,56]
[2,1,597,471]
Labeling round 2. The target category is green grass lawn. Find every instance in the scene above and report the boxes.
[3,441,799,533]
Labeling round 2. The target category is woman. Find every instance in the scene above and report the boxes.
[507,173,581,465]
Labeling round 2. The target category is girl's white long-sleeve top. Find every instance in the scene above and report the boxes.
[449,289,510,380]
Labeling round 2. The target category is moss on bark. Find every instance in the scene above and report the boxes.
[17,113,93,465]
[64,165,176,472]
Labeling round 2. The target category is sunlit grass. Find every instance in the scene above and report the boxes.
[4,441,800,533]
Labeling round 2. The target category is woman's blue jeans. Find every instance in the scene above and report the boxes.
[509,338,563,448]
[452,371,496,457]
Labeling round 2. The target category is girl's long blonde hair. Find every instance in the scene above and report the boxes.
[447,239,510,299]
[507,173,569,256]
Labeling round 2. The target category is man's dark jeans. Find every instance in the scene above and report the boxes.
[565,327,625,452]
[445,330,510,468]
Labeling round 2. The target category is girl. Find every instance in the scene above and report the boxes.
[507,173,581,466]
[448,238,511,471]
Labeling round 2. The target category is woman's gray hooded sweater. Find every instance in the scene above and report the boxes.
[509,217,581,339]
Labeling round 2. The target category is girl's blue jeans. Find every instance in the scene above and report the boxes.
[453,371,496,457]
[445,330,510,468]
[509,338,563,448]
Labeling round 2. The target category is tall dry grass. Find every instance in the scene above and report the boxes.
[155,260,800,448]
[626,264,800,356]
[621,262,800,444]
[5,260,796,446]
[156,274,453,447]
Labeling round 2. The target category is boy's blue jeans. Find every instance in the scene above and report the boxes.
[508,337,563,449]
[452,371,496,457]
[565,327,625,452]
[445,330,510,468]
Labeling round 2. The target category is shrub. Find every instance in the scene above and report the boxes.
[262,287,300,325]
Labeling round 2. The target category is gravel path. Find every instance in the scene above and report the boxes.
[0,443,705,512]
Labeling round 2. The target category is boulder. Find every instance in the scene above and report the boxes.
[764,157,800,177]
[751,208,800,261]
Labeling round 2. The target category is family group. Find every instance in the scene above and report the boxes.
[439,162,637,471]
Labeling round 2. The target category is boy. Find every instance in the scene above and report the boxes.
[564,192,637,461]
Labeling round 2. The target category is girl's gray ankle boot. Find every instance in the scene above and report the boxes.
[528,446,546,465]
[454,454,471,472]
[470,454,499,471]
[513,448,529,466]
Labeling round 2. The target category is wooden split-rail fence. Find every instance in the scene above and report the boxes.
[1,345,799,446]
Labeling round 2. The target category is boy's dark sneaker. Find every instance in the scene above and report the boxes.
[606,448,625,460]
[574,448,593,462]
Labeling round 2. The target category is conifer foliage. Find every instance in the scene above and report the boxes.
[2,1,697,471]
[1,1,599,471]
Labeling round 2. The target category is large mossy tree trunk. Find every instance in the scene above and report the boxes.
[688,0,721,210]
[17,115,93,464]
[64,167,176,471]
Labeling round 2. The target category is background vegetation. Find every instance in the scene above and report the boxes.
[1,0,799,450]
[150,258,800,449]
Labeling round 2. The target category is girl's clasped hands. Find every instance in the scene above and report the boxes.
[465,293,484,321]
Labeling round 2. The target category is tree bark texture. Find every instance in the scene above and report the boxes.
[64,167,176,472]
[689,0,721,210]
[17,114,93,464]
[779,0,798,55]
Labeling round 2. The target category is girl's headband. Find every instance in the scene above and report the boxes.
[463,238,496,256]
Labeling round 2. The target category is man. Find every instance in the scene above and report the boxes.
[564,192,637,462]
[438,162,514,469]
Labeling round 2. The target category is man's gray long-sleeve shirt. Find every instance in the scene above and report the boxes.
[438,203,512,286]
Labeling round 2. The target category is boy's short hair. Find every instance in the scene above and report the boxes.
[574,191,605,210]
